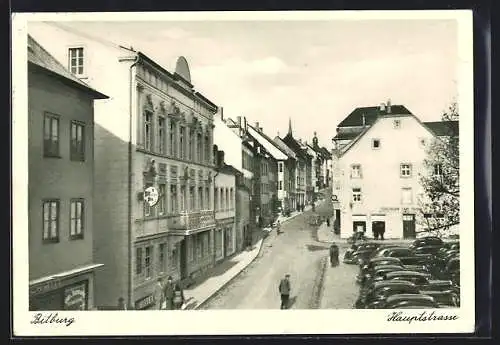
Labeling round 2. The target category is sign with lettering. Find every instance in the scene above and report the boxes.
[135,294,155,310]
[30,279,62,296]
[64,281,87,310]
[144,186,159,207]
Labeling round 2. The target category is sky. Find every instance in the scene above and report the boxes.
[32,18,459,148]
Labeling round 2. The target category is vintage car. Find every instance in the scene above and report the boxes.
[432,256,460,281]
[343,243,381,264]
[411,245,444,256]
[419,289,460,307]
[409,236,444,249]
[371,246,410,258]
[356,257,403,283]
[355,280,420,309]
[377,247,415,258]
[359,265,407,289]
[382,294,439,309]
[398,255,434,266]
[383,270,457,293]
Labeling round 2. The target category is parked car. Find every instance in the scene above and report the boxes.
[355,280,420,309]
[356,257,403,283]
[371,246,409,258]
[344,242,381,264]
[383,271,457,293]
[398,255,434,266]
[411,245,443,256]
[359,265,408,289]
[377,247,415,258]
[347,231,368,244]
[409,236,444,249]
[432,257,460,281]
[383,294,439,309]
[419,289,460,307]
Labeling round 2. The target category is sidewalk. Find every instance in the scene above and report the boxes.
[183,204,314,310]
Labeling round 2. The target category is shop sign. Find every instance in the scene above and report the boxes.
[64,281,88,310]
[380,207,400,212]
[144,186,159,207]
[135,294,155,310]
[30,279,62,296]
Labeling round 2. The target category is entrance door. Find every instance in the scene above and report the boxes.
[403,214,416,239]
[353,221,366,233]
[335,209,341,227]
[372,221,386,238]
[179,239,188,279]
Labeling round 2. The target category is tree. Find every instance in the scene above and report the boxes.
[418,102,460,236]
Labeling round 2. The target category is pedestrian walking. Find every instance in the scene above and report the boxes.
[153,277,164,310]
[172,283,185,310]
[326,217,330,227]
[276,220,282,234]
[373,227,379,240]
[163,275,175,310]
[278,274,291,309]
[329,243,339,267]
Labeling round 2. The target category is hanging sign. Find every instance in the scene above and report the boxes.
[144,186,159,207]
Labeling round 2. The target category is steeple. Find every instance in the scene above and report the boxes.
[288,117,292,135]
[313,131,319,147]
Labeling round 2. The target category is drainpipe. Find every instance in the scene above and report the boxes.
[213,166,220,263]
[127,54,140,309]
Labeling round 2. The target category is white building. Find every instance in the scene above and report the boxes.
[336,103,443,239]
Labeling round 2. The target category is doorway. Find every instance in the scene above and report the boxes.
[179,239,188,280]
[372,221,386,239]
[403,214,416,239]
[353,221,366,233]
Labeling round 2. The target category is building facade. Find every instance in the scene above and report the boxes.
[29,23,218,309]
[27,36,108,310]
[336,103,444,239]
[273,136,298,212]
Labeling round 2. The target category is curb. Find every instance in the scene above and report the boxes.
[193,238,264,310]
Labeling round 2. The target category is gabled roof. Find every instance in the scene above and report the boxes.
[247,125,288,161]
[273,137,297,160]
[282,133,310,159]
[333,131,362,141]
[423,121,459,137]
[28,35,108,99]
[339,113,438,157]
[338,105,413,127]
[319,147,332,158]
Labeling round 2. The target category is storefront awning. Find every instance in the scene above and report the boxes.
[30,263,104,287]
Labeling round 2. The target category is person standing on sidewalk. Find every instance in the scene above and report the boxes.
[173,283,185,310]
[163,276,175,310]
[276,220,282,234]
[329,243,339,267]
[153,277,164,310]
[278,274,291,309]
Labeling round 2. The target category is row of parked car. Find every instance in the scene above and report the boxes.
[342,236,460,309]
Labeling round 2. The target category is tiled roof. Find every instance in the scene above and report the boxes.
[337,105,413,127]
[247,125,288,161]
[28,35,108,99]
[319,147,332,158]
[273,137,297,160]
[282,133,308,159]
[423,121,459,137]
[333,131,362,141]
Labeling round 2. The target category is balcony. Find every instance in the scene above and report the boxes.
[167,210,215,235]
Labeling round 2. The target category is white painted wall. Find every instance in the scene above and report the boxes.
[338,115,436,239]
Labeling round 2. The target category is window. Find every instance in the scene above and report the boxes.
[68,47,84,75]
[205,187,210,210]
[419,138,427,147]
[145,246,153,278]
[159,243,166,273]
[144,182,153,217]
[70,121,85,161]
[135,248,143,275]
[433,164,443,177]
[351,164,362,178]
[230,188,234,209]
[188,129,194,161]
[180,186,186,211]
[226,189,230,210]
[197,132,203,162]
[352,188,362,202]
[42,200,59,242]
[144,111,153,151]
[205,135,210,164]
[402,187,413,204]
[190,187,195,210]
[170,184,178,213]
[393,119,401,129]
[221,188,225,210]
[372,139,381,149]
[43,113,60,157]
[158,116,166,154]
[169,122,176,156]
[278,162,283,172]
[70,199,84,240]
[179,126,185,159]
[158,184,166,215]
[214,188,219,211]
[279,181,283,190]
[400,163,412,178]
[198,187,203,210]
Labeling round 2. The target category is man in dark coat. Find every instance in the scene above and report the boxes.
[279,274,291,309]
[163,276,175,310]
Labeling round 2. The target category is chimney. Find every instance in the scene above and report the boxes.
[237,116,242,129]
[220,107,224,121]
[387,99,392,113]
[243,117,247,130]
[255,122,260,131]
[362,114,366,127]
[217,150,225,168]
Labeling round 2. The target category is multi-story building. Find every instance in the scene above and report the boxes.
[29,23,218,309]
[214,150,237,260]
[273,136,298,212]
[27,36,108,310]
[281,120,309,209]
[335,101,457,239]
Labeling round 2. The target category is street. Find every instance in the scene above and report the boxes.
[201,198,359,309]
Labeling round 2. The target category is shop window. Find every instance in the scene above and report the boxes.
[135,247,143,275]
[145,246,153,279]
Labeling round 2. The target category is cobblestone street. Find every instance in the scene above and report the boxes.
[201,198,359,309]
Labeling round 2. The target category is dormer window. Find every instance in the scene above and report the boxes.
[372,139,381,149]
